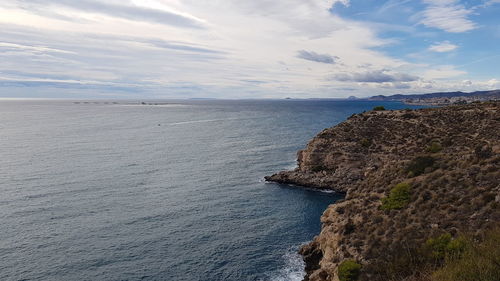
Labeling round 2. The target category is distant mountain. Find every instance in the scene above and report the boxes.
[369,89,500,101]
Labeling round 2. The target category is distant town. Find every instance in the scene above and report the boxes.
[368,89,500,106]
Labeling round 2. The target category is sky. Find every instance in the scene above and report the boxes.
[1,0,500,99]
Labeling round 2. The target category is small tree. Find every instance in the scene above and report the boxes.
[428,142,443,153]
[338,260,362,281]
[381,182,411,210]
[406,156,435,177]
[425,233,467,260]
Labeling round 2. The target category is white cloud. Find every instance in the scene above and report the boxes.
[297,50,338,64]
[5,0,206,28]
[0,42,76,54]
[0,0,410,98]
[331,70,419,83]
[419,0,476,33]
[487,79,500,88]
[423,65,466,80]
[428,41,458,52]
[0,0,492,98]
[485,0,500,6]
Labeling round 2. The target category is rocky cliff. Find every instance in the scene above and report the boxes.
[266,102,500,281]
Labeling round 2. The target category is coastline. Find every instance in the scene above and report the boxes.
[266,102,500,281]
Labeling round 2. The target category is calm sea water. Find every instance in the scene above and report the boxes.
[0,99,420,281]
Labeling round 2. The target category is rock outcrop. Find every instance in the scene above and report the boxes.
[266,102,500,281]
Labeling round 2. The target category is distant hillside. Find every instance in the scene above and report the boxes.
[370,89,500,102]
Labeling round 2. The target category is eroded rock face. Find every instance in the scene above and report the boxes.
[266,102,500,281]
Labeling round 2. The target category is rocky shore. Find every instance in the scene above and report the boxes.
[266,102,500,281]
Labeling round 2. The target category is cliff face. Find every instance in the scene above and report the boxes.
[266,102,500,281]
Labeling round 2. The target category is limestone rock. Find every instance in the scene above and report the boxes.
[266,102,500,281]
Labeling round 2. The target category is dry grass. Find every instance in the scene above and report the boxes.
[432,228,500,281]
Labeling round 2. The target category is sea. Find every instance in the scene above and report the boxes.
[0,99,421,281]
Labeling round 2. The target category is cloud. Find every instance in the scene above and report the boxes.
[333,0,350,7]
[423,65,467,79]
[0,1,408,98]
[487,78,500,88]
[297,50,338,64]
[331,70,419,83]
[0,42,76,54]
[419,0,476,33]
[377,0,413,14]
[428,41,458,52]
[0,25,230,96]
[80,34,225,55]
[7,0,205,28]
[1,0,493,99]
[374,82,412,89]
[484,0,500,6]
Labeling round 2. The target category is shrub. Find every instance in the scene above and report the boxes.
[432,228,500,281]
[360,138,371,148]
[474,145,492,159]
[406,156,435,177]
[425,234,452,260]
[427,142,443,153]
[310,164,326,172]
[365,229,500,281]
[338,260,362,281]
[425,233,467,261]
[481,193,496,204]
[445,237,467,258]
[381,183,411,210]
[373,106,386,111]
[344,220,356,234]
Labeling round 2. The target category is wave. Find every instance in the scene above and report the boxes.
[167,118,239,125]
[118,104,190,107]
[263,180,338,194]
[284,161,298,171]
[267,246,306,281]
[167,116,266,126]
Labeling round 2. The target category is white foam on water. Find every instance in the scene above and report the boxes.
[118,104,190,107]
[284,161,298,171]
[267,246,306,281]
[167,118,240,125]
[264,180,339,195]
[167,116,268,126]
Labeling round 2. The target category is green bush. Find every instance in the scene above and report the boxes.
[427,142,443,153]
[425,234,452,260]
[406,156,435,177]
[446,237,467,258]
[425,233,467,260]
[381,183,411,210]
[338,260,362,281]
[368,229,500,281]
[432,228,500,281]
[373,106,386,111]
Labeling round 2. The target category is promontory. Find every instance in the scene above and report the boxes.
[266,101,499,281]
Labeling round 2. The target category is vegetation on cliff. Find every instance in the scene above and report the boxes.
[432,228,500,281]
[381,182,411,210]
[338,260,362,281]
[267,102,500,281]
